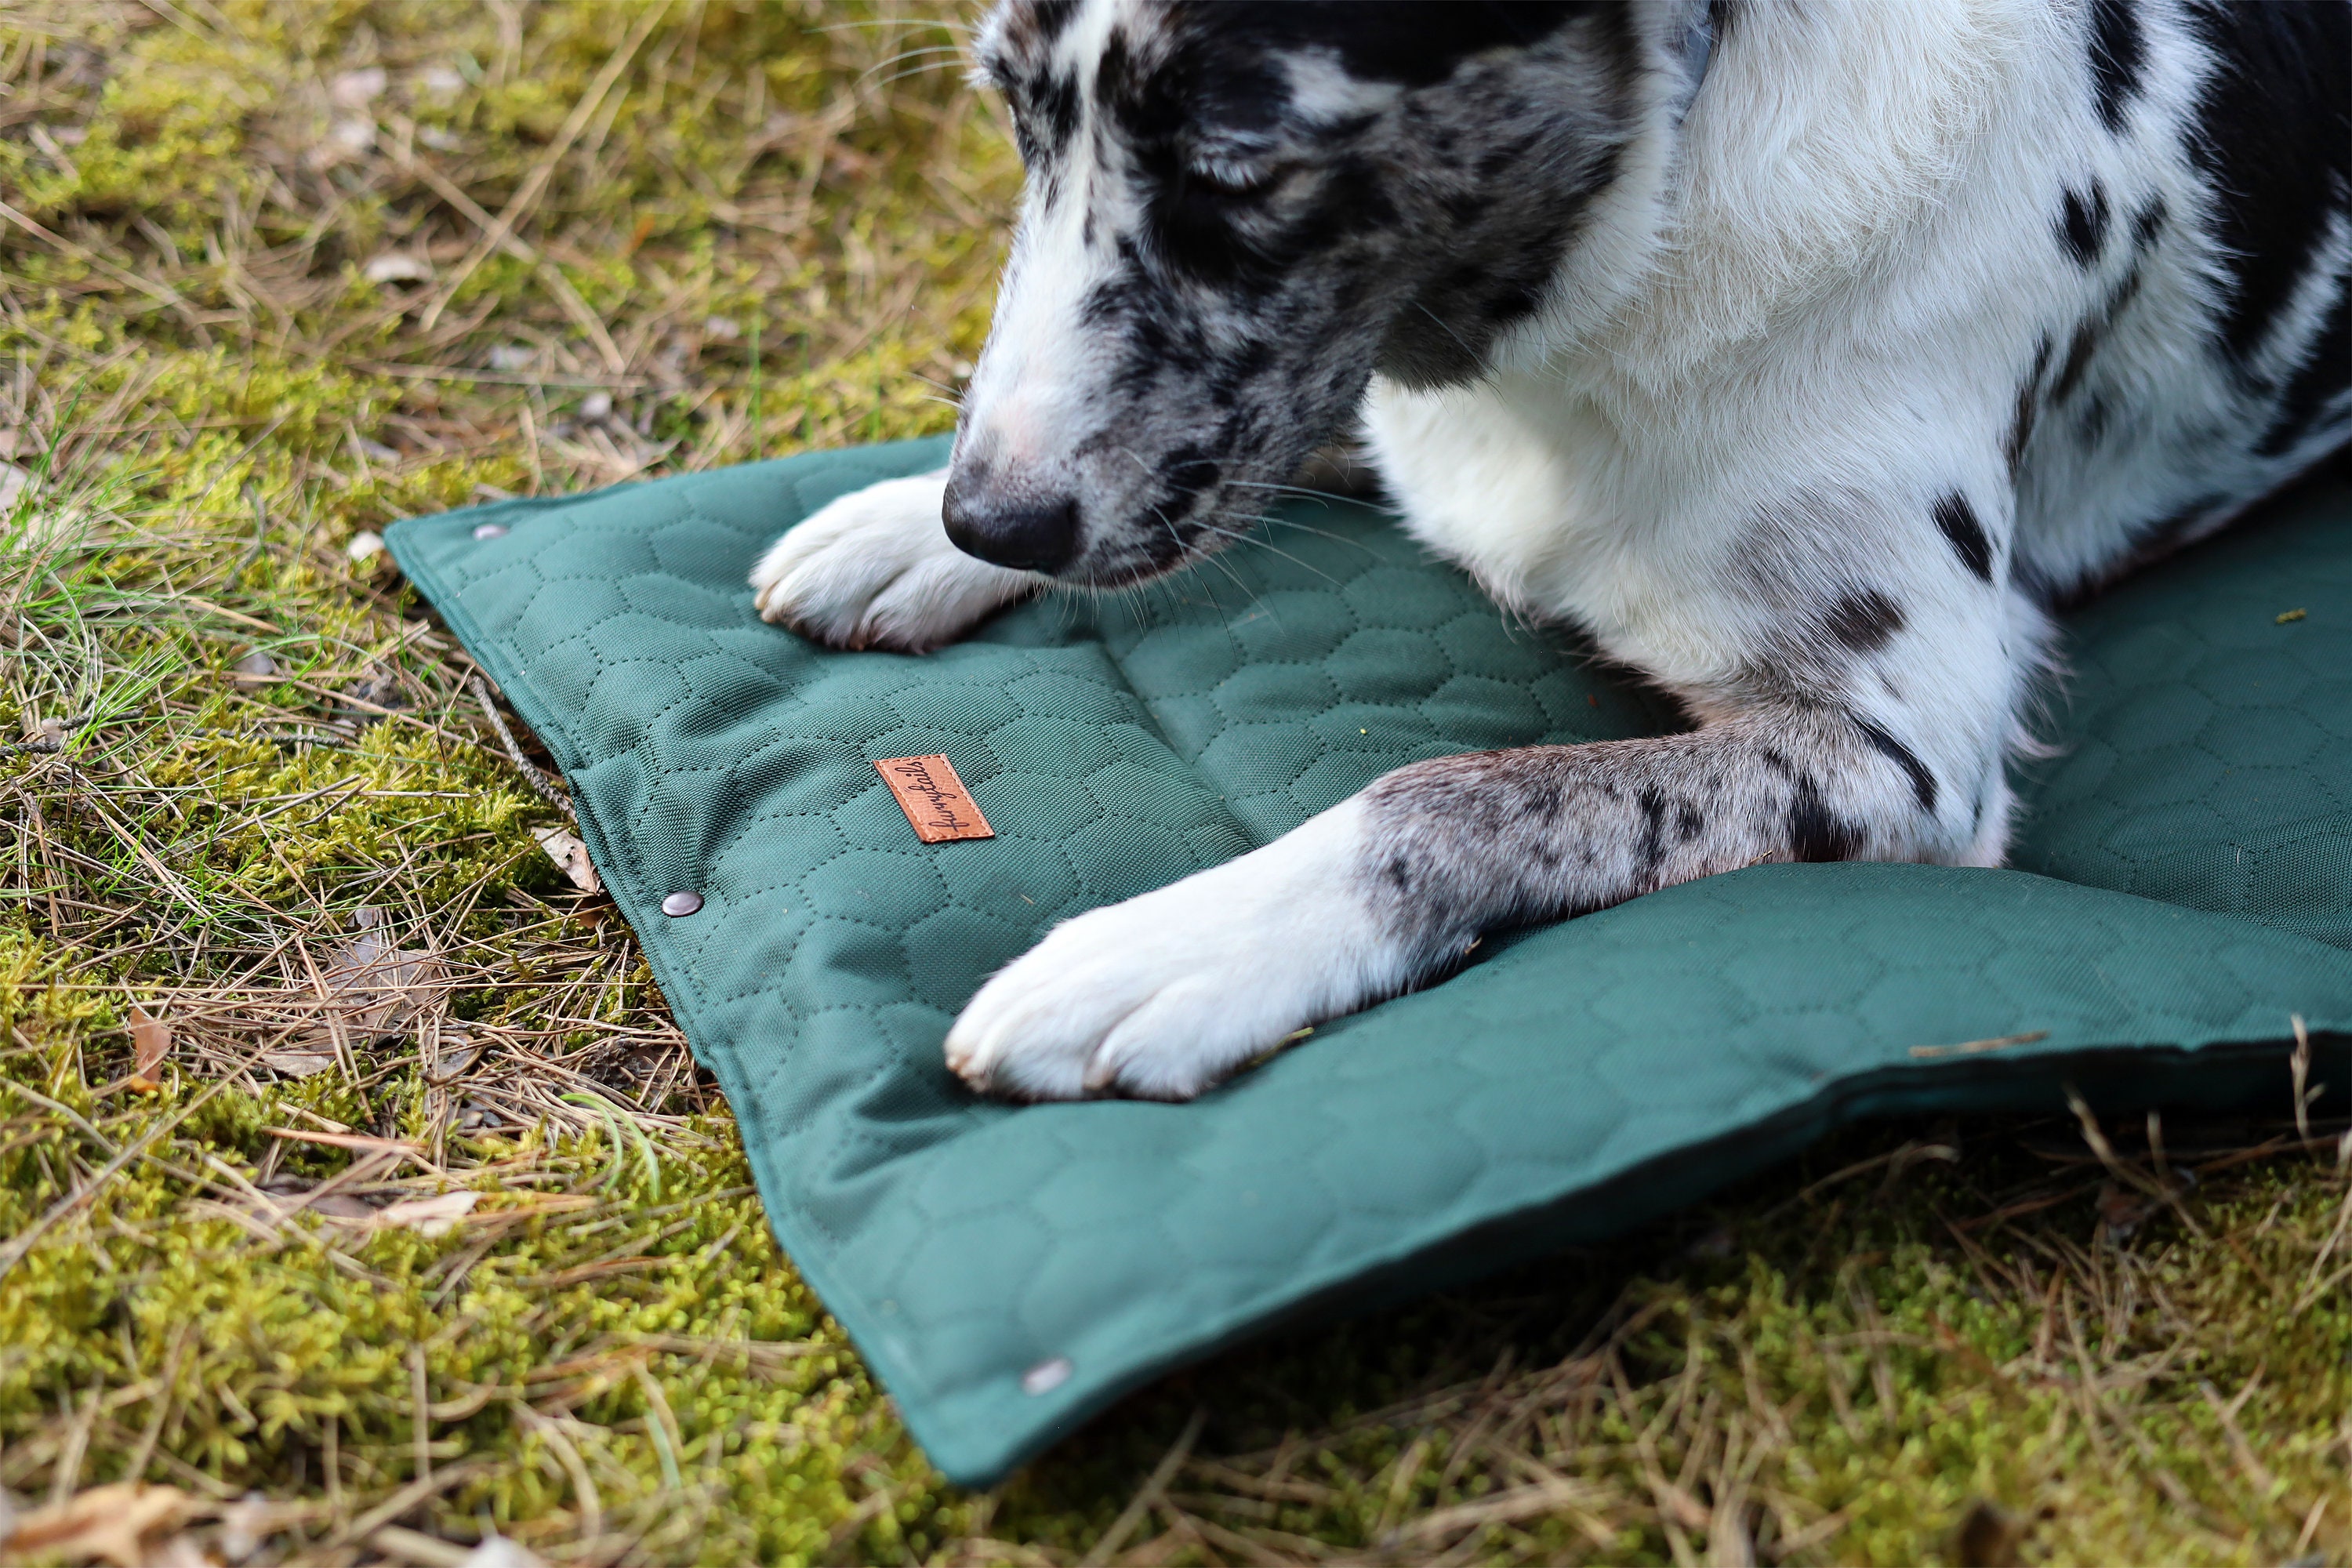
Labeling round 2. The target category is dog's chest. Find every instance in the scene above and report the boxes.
[1367,0,2347,666]
[1365,361,1778,691]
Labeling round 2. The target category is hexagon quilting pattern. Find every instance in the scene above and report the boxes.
[2011,485,2352,948]
[387,437,2352,1487]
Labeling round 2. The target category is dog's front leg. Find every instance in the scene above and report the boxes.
[944,797,1409,1100]
[947,690,2020,1101]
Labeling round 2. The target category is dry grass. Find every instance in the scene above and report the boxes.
[1,2,2348,1564]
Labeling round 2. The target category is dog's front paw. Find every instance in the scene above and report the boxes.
[943,804,1402,1100]
[750,470,1043,652]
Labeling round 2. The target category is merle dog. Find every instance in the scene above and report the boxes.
[750,0,2350,1100]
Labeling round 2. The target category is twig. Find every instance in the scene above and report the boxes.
[2290,1013,2314,1152]
[1083,1409,1205,1566]
[470,673,575,819]
[2065,1085,2207,1240]
[1908,1029,2048,1060]
[0,710,89,762]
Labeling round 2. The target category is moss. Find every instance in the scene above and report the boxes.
[1,2,2345,1563]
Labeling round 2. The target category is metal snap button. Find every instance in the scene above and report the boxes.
[472,522,509,540]
[661,891,703,917]
[1021,1356,1073,1396]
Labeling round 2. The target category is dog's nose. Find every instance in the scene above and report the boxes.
[942,479,1080,574]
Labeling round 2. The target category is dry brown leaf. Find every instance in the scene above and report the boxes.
[258,1048,338,1078]
[430,1028,483,1082]
[2096,1180,2163,1239]
[377,1191,481,1236]
[347,660,411,714]
[230,649,276,690]
[216,1494,293,1563]
[362,252,430,285]
[126,1004,170,1091]
[141,1535,209,1568]
[313,928,447,1040]
[2,1483,194,1567]
[532,825,601,894]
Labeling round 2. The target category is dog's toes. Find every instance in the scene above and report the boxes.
[1079,978,1236,1099]
[950,950,1269,1102]
[942,950,1127,1100]
[945,903,1219,1101]
[945,804,1398,1102]
[749,470,1036,652]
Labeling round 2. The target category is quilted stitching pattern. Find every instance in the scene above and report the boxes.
[387,437,2352,1486]
[2013,496,2352,948]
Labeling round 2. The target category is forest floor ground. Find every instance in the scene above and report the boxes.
[0,3,2347,1564]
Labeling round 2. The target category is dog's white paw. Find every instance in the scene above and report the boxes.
[750,470,1044,652]
[944,802,1406,1100]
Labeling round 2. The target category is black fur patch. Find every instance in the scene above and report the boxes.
[2053,261,2147,405]
[1029,0,1077,47]
[1933,492,1994,581]
[2058,183,2111,267]
[1825,590,1904,655]
[1190,2,1594,91]
[2089,0,2146,132]
[1853,716,1937,815]
[1634,786,1671,880]
[2256,274,2351,458]
[1787,779,1863,862]
[2005,335,2052,477]
[1028,68,1081,162]
[2052,320,2098,406]
[2183,2,2352,372]
[2078,390,2114,447]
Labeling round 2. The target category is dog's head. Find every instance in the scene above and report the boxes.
[945,0,1664,584]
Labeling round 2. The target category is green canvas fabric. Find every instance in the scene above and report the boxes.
[386,436,2352,1486]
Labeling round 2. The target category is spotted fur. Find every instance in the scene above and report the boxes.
[750,0,2350,1101]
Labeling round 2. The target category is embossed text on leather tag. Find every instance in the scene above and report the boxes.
[875,754,995,843]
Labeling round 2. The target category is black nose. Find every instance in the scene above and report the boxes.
[942,480,1080,574]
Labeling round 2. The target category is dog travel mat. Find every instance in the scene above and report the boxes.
[387,436,2352,1486]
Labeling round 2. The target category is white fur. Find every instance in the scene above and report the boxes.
[750,471,1042,652]
[943,800,1400,1099]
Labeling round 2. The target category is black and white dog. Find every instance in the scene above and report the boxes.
[751,0,2350,1100]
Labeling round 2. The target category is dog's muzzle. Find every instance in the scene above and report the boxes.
[942,474,1081,575]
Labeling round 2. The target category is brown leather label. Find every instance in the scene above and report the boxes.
[875,754,995,844]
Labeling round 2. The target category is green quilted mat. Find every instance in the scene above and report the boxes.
[386,436,2352,1486]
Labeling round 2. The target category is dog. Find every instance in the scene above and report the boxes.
[750,0,2350,1101]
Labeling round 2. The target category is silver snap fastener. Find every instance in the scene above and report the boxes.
[661,891,703,917]
[1021,1356,1073,1396]
[472,522,509,540]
